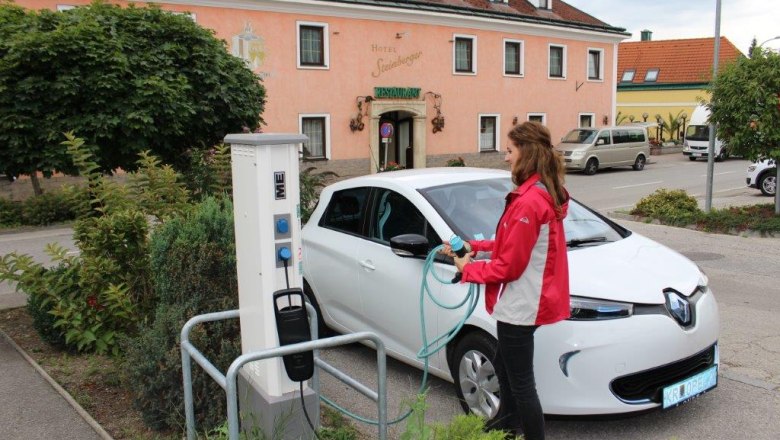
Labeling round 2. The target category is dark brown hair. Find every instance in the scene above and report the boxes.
[507,121,567,211]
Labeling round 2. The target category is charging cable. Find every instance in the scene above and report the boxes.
[319,236,480,426]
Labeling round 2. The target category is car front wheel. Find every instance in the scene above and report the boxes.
[583,158,599,175]
[759,171,777,196]
[450,331,506,424]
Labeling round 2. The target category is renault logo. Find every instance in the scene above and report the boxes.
[665,290,692,326]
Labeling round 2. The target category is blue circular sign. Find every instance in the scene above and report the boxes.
[380,122,394,138]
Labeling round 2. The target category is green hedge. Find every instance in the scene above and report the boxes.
[0,187,89,227]
[124,197,239,431]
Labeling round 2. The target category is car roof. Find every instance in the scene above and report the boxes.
[324,167,511,192]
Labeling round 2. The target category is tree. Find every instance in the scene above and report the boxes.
[709,47,780,212]
[0,1,266,194]
[748,37,758,58]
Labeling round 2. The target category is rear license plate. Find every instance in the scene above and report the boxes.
[662,364,718,409]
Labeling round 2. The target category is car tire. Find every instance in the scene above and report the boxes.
[303,281,332,337]
[688,156,697,161]
[450,331,507,426]
[583,158,599,175]
[632,155,646,171]
[715,149,728,162]
[758,171,777,196]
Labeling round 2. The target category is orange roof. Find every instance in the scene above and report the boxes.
[618,37,743,85]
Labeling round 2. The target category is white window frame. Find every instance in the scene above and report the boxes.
[527,113,547,125]
[297,21,330,70]
[587,48,604,82]
[578,113,596,128]
[299,114,331,160]
[453,34,477,76]
[645,68,659,82]
[478,114,500,152]
[621,69,635,82]
[56,5,76,11]
[503,38,524,77]
[548,44,567,79]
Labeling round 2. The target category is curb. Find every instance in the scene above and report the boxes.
[0,329,114,440]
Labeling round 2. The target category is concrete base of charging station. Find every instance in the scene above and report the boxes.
[238,369,319,439]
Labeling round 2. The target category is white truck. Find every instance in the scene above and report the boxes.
[683,105,729,161]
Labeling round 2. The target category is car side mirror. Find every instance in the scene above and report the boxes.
[390,234,430,259]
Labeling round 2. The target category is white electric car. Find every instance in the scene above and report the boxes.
[301,168,719,420]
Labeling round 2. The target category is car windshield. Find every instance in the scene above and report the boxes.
[685,125,709,141]
[420,178,626,246]
[561,129,597,144]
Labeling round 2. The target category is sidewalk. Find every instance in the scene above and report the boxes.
[0,320,111,440]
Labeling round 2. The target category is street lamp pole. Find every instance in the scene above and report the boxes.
[705,0,721,213]
[759,36,780,214]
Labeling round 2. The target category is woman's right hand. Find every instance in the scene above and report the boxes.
[439,241,455,257]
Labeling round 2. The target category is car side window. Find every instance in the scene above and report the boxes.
[597,131,610,146]
[320,187,370,236]
[369,189,437,245]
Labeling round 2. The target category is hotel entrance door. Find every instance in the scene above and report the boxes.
[378,111,414,170]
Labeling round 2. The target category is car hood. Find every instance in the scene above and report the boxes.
[568,232,702,305]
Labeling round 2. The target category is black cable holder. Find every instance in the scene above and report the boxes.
[273,288,314,381]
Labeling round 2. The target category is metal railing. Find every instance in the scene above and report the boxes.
[180,305,388,440]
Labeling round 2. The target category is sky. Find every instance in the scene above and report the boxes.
[565,0,780,54]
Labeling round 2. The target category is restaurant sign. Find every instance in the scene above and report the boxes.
[374,87,421,99]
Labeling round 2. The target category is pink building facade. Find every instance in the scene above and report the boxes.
[19,0,628,177]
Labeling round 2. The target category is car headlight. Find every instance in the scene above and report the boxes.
[568,296,633,320]
[571,151,585,158]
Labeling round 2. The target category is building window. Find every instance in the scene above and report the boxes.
[548,44,566,78]
[579,113,595,128]
[587,49,603,80]
[454,35,477,74]
[297,22,329,69]
[621,69,635,82]
[504,39,524,76]
[300,115,329,159]
[479,115,499,152]
[56,4,75,11]
[528,113,546,125]
[645,68,659,82]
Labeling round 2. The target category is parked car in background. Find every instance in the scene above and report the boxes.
[747,159,777,196]
[302,168,719,422]
[683,105,729,162]
[555,126,649,175]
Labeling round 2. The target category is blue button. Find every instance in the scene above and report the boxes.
[278,247,292,261]
[276,218,289,234]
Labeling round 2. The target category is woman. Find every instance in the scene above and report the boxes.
[452,121,570,440]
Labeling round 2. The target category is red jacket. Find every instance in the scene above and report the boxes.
[461,174,570,326]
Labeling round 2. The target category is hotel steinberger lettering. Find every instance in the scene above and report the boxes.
[371,49,423,78]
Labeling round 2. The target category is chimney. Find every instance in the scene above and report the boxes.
[641,30,653,41]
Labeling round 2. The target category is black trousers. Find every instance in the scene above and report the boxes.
[495,321,544,440]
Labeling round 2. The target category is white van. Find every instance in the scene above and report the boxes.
[555,126,650,175]
[683,105,729,161]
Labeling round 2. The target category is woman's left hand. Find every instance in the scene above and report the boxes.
[454,253,471,272]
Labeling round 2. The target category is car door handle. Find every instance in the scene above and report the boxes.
[359,260,376,271]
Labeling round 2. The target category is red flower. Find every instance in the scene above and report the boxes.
[87,296,98,309]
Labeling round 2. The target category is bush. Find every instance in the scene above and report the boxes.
[401,394,507,440]
[26,264,71,349]
[124,197,240,431]
[446,156,466,167]
[631,189,702,226]
[0,135,190,355]
[20,191,74,225]
[300,167,337,225]
[0,197,22,226]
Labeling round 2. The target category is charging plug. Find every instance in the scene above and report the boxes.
[450,235,468,283]
[273,288,314,382]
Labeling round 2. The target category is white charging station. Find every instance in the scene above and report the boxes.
[225,133,318,438]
